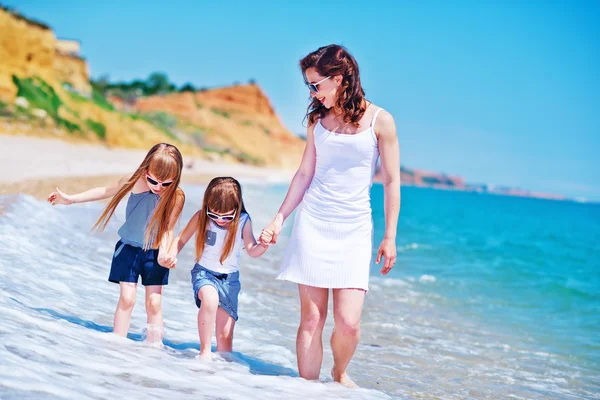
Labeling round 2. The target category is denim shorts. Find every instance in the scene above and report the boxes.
[191,264,240,321]
[108,240,169,286]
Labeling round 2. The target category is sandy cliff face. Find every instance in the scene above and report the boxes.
[0,8,90,101]
[135,84,304,168]
[53,51,91,94]
[0,7,304,169]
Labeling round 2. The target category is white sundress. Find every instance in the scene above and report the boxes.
[277,108,383,291]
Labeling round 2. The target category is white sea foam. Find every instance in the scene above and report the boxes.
[418,274,437,283]
[1,187,597,399]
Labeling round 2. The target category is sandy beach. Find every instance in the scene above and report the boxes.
[0,134,295,200]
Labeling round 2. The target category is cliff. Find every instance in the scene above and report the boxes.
[375,166,568,201]
[0,6,90,100]
[0,6,303,168]
[134,84,304,168]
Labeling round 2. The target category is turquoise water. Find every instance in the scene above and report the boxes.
[1,184,598,399]
[372,185,600,370]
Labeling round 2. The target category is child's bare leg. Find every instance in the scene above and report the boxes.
[145,285,163,343]
[197,285,219,358]
[113,282,137,336]
[215,307,235,353]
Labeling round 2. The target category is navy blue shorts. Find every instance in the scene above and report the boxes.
[191,264,240,321]
[108,240,169,286]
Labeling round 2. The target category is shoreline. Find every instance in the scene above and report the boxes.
[0,134,294,200]
[0,173,222,201]
[5,134,591,206]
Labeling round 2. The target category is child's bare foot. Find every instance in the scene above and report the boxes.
[197,350,212,361]
[331,367,359,388]
[143,324,163,345]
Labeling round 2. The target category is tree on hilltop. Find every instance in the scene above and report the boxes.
[145,72,171,95]
[179,83,196,92]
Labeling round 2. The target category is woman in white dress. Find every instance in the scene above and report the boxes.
[260,44,401,387]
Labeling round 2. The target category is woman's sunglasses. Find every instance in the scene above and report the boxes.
[207,210,237,222]
[304,75,331,94]
[146,174,174,187]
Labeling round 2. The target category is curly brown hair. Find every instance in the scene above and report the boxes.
[300,44,366,128]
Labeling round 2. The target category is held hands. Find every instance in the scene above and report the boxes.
[260,214,284,246]
[47,187,74,206]
[376,237,397,275]
[158,252,177,269]
[259,229,274,247]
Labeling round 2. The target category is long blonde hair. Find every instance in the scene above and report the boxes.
[92,143,185,249]
[195,177,247,264]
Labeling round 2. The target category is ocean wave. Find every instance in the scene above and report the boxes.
[1,190,598,399]
[418,275,436,283]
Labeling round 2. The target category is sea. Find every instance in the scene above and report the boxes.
[1,183,598,399]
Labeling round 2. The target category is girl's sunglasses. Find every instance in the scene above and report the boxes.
[146,174,174,187]
[207,210,236,222]
[303,75,331,93]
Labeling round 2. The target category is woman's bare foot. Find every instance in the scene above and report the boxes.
[331,367,359,388]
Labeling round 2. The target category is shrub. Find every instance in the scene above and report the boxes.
[57,117,81,133]
[12,76,62,118]
[210,108,230,118]
[91,88,114,111]
[86,119,106,140]
[236,152,264,166]
[139,112,178,140]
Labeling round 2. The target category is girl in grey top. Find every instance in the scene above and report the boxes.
[48,143,185,343]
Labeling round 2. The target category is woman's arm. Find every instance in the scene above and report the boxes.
[48,174,132,205]
[242,218,268,258]
[260,123,317,244]
[375,110,401,275]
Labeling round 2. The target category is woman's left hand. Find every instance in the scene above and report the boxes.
[376,237,397,275]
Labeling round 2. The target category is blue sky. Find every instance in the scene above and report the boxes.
[6,1,599,200]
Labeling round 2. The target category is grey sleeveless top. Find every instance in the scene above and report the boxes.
[117,191,160,248]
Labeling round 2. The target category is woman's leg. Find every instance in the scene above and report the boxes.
[215,307,236,353]
[144,285,164,343]
[330,288,365,388]
[197,285,219,358]
[297,284,329,380]
[113,282,137,337]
